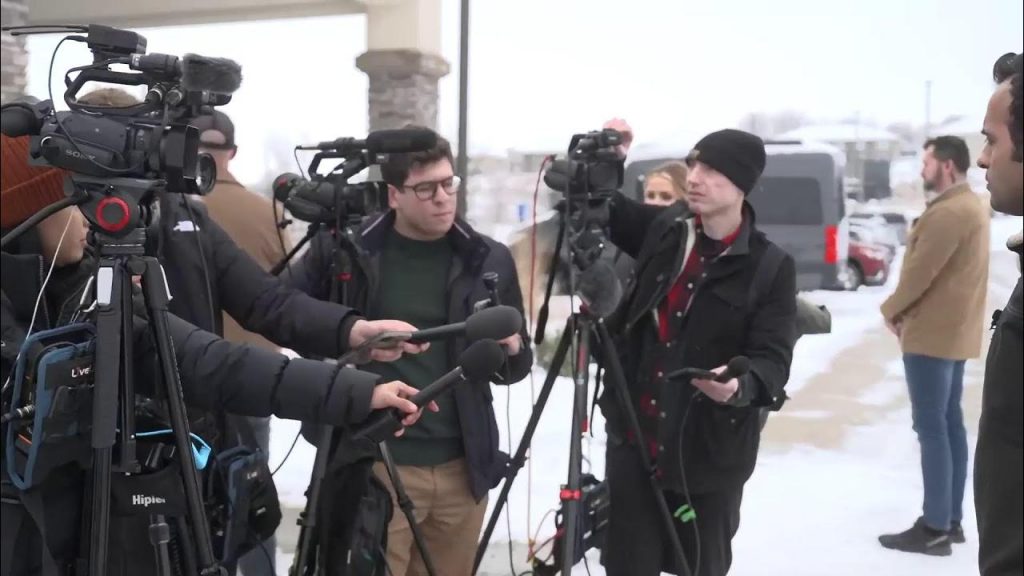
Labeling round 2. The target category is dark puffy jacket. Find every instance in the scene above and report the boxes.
[602,192,797,494]
[288,211,533,500]
[153,194,361,357]
[975,233,1023,576]
[0,237,380,576]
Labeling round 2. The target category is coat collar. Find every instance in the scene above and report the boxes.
[926,181,972,207]
[359,210,491,270]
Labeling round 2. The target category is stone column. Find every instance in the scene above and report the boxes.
[357,0,449,131]
[1,0,29,104]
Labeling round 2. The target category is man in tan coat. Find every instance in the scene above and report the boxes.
[879,135,991,556]
[192,110,289,576]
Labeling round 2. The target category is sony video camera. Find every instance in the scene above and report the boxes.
[0,24,242,236]
[273,127,438,227]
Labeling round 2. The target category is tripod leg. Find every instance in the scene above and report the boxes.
[139,257,222,574]
[473,317,576,575]
[380,443,438,576]
[594,321,692,576]
[150,515,174,576]
[560,314,591,576]
[88,258,128,576]
[291,425,334,576]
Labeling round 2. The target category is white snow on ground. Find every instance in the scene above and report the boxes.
[269,215,1022,576]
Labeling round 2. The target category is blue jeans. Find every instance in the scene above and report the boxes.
[903,353,968,531]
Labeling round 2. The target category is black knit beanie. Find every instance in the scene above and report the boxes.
[685,129,766,195]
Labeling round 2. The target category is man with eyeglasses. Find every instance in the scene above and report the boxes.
[289,126,533,576]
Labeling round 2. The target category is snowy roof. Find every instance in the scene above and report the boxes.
[765,140,847,163]
[932,116,985,137]
[775,124,901,144]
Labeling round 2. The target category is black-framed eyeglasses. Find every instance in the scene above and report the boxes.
[402,175,462,201]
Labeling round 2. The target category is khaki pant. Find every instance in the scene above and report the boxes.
[372,458,487,576]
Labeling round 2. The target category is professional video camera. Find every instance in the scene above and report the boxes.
[273,128,437,225]
[269,127,438,275]
[1,23,242,576]
[0,24,242,224]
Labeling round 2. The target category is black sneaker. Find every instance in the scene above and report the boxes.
[878,518,952,556]
[950,521,966,544]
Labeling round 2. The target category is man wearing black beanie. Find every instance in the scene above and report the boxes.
[599,120,797,576]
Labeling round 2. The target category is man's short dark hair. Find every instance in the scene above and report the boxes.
[379,126,454,187]
[993,52,1023,162]
[924,135,971,174]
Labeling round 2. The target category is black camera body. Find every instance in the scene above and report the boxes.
[0,24,242,236]
[273,172,387,227]
[28,103,208,196]
[543,129,625,272]
[564,128,624,200]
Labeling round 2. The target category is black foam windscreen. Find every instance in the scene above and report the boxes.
[0,103,41,138]
[464,305,523,342]
[543,158,570,193]
[725,356,751,379]
[180,54,243,94]
[458,339,506,381]
[577,260,623,318]
[365,128,438,154]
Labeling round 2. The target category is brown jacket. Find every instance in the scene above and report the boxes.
[202,178,291,350]
[881,183,990,360]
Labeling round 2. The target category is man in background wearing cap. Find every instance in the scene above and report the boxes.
[598,120,797,576]
[191,109,289,576]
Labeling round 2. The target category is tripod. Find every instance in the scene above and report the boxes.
[473,247,691,576]
[83,193,224,576]
[288,224,439,576]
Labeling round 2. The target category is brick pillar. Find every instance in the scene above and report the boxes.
[356,49,449,131]
[0,0,29,104]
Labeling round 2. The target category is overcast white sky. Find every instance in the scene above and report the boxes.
[25,0,1024,185]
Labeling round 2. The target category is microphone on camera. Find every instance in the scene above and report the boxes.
[180,53,243,94]
[543,158,570,193]
[352,339,506,442]
[0,102,44,138]
[303,128,439,154]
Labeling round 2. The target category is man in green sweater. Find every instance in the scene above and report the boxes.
[290,129,533,576]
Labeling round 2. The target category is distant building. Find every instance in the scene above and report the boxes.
[775,124,902,189]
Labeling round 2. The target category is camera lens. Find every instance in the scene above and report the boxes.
[195,153,217,195]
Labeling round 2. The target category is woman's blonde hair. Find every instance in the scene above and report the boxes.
[644,160,689,201]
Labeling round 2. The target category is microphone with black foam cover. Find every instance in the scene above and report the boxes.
[1,102,43,138]
[353,339,506,442]
[308,128,439,154]
[577,259,623,318]
[405,305,523,345]
[180,53,243,94]
[543,158,571,193]
[666,356,751,383]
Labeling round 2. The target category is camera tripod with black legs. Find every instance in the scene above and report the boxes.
[84,185,228,576]
[288,224,440,576]
[473,245,692,576]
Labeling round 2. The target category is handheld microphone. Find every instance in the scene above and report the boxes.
[303,128,439,154]
[353,339,506,442]
[405,305,523,345]
[666,356,751,383]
